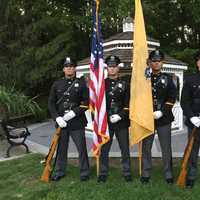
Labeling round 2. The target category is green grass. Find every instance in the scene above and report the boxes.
[0,154,199,200]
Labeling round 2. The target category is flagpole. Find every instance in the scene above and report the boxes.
[96,0,100,35]
[96,154,100,177]
[138,141,142,176]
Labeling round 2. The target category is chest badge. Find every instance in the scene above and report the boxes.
[161,79,165,84]
[75,83,79,87]
[118,83,123,88]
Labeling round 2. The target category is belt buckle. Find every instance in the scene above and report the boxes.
[153,99,158,106]
[64,110,70,114]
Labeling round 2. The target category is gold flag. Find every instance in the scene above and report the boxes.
[129,0,154,146]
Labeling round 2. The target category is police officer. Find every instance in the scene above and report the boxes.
[181,50,200,188]
[140,50,177,184]
[97,55,132,183]
[48,57,90,181]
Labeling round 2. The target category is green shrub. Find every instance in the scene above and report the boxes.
[0,86,41,118]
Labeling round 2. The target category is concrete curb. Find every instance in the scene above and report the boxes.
[26,139,185,158]
[0,153,31,162]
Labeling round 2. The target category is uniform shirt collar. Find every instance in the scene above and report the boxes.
[108,77,120,81]
[152,72,161,78]
[65,76,76,81]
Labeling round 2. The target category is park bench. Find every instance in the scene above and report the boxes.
[0,114,32,157]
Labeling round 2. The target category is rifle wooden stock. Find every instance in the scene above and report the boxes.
[176,127,197,188]
[41,127,61,183]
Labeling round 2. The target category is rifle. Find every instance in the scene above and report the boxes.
[41,127,61,183]
[176,127,197,188]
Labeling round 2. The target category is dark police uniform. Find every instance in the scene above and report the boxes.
[141,51,177,182]
[48,76,89,179]
[99,76,131,179]
[181,72,200,182]
[151,72,176,127]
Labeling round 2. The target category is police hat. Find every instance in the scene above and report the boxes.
[63,57,77,67]
[195,50,200,62]
[105,55,121,67]
[148,50,165,61]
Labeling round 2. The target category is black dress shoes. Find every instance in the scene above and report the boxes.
[124,175,133,182]
[166,178,174,185]
[51,174,65,181]
[97,175,107,183]
[80,176,90,182]
[140,176,150,184]
[186,179,194,188]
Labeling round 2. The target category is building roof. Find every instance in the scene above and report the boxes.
[78,49,187,66]
[104,31,159,43]
[78,19,187,68]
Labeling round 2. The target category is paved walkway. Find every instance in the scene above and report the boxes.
[0,119,190,160]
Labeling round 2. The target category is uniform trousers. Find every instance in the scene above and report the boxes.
[141,124,173,179]
[99,128,131,176]
[187,127,200,180]
[54,128,89,177]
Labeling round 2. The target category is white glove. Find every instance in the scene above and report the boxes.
[110,114,122,123]
[190,117,200,128]
[63,110,76,121]
[56,117,67,128]
[153,111,163,119]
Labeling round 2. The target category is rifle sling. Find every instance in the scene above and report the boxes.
[56,79,78,105]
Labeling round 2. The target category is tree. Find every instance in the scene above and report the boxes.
[0,0,92,95]
[143,0,200,50]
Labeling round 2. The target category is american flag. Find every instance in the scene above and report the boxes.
[89,0,110,157]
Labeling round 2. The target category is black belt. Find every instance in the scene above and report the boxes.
[63,102,78,110]
[193,98,200,104]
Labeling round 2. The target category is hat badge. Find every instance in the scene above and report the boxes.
[66,57,71,62]
[110,56,115,61]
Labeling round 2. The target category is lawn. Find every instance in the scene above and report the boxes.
[0,154,199,200]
